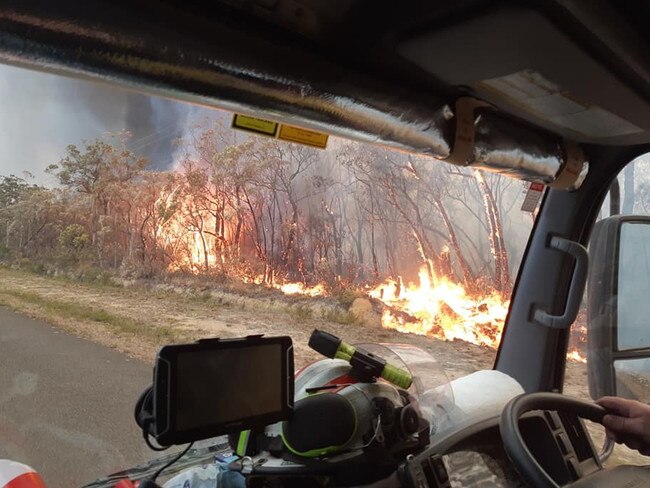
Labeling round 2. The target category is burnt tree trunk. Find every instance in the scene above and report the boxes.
[474,171,510,292]
[432,194,473,284]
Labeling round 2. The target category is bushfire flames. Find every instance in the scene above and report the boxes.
[262,264,585,363]
[157,190,585,362]
[367,265,586,363]
[369,265,508,347]
[275,282,327,297]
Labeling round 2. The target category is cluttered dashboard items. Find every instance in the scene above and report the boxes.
[134,330,439,487]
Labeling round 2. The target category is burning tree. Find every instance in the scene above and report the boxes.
[3,120,530,294]
[0,118,551,354]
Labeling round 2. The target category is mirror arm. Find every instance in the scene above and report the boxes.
[533,237,589,329]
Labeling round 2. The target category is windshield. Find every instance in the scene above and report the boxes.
[0,64,537,486]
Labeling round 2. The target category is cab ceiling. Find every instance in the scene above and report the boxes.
[2,0,650,148]
[215,0,650,145]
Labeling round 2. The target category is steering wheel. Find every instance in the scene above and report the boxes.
[500,393,605,488]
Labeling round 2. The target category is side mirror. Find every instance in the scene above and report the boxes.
[587,216,650,402]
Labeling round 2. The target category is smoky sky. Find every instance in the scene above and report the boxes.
[0,63,223,185]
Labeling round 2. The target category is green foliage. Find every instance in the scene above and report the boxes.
[0,174,38,208]
[58,224,90,253]
[0,176,45,260]
[47,135,149,194]
[0,183,65,261]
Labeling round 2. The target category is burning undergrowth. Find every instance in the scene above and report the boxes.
[246,262,586,362]
[124,261,587,363]
[368,264,508,347]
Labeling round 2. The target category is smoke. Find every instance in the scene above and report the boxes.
[0,63,218,184]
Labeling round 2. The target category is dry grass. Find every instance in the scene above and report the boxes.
[0,288,180,342]
[0,265,494,371]
[0,282,190,360]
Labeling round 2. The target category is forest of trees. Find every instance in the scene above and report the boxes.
[0,119,536,295]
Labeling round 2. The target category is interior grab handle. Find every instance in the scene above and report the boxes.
[533,237,588,329]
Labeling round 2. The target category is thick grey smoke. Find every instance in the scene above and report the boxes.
[0,63,219,184]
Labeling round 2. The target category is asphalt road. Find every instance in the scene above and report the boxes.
[0,307,157,487]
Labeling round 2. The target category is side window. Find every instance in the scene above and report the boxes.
[565,154,650,466]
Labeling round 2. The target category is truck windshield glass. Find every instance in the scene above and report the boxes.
[0,64,536,486]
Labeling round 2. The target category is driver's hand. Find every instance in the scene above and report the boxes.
[597,396,650,456]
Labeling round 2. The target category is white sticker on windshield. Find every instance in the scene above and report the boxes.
[521,182,544,213]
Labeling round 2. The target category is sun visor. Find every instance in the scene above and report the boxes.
[445,98,587,190]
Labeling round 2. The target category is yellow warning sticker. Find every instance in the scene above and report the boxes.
[278,125,329,149]
[232,114,278,137]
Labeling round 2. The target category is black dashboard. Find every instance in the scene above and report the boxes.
[401,410,601,487]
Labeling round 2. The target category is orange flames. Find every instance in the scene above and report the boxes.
[369,265,508,347]
[156,188,586,363]
[567,350,587,364]
[568,324,588,363]
[156,187,226,273]
[274,282,327,297]
[241,275,327,297]
[368,264,587,363]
